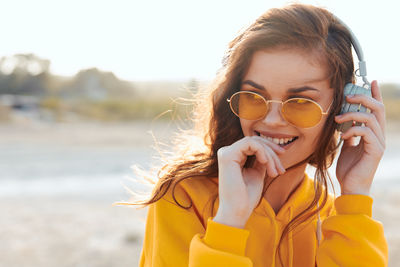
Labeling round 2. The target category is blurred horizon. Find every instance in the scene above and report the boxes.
[1,52,400,124]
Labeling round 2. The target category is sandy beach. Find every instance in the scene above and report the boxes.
[1,120,399,266]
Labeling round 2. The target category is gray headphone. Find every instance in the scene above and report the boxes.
[335,16,371,133]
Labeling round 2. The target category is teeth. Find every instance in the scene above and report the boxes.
[259,133,296,145]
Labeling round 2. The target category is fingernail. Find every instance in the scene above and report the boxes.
[347,95,354,98]
[277,146,285,152]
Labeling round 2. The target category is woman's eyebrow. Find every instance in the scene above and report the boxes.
[242,80,320,93]
[287,86,320,93]
[242,80,265,90]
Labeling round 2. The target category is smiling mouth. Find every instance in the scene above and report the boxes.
[255,131,299,147]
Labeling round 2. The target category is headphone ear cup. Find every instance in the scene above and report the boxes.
[336,83,372,133]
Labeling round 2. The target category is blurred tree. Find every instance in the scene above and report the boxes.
[381,83,400,121]
[0,53,50,75]
[60,68,135,101]
[381,83,400,98]
[0,53,50,96]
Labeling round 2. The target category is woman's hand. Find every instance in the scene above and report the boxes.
[213,136,286,228]
[335,80,386,195]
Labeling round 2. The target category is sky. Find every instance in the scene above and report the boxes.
[1,0,399,83]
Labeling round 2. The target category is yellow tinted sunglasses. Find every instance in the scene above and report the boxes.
[227,91,332,128]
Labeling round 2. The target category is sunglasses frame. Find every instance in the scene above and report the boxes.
[227,90,332,128]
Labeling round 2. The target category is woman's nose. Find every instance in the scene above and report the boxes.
[262,102,287,127]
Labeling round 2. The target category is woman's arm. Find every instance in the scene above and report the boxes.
[317,80,388,266]
[140,187,253,267]
[316,194,388,266]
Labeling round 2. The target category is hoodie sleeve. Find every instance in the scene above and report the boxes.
[139,197,253,267]
[316,194,388,266]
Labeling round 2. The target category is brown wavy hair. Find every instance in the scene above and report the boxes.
[124,3,355,265]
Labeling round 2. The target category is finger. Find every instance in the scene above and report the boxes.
[341,126,385,157]
[252,135,286,154]
[345,93,384,116]
[248,141,280,177]
[272,151,286,174]
[251,136,285,175]
[260,142,285,174]
[252,136,285,173]
[245,137,282,176]
[335,112,385,147]
[240,141,269,164]
[238,138,280,175]
[262,150,279,177]
[219,139,267,167]
[341,135,359,147]
[371,80,383,103]
[371,80,386,136]
[345,85,386,136]
[251,136,285,173]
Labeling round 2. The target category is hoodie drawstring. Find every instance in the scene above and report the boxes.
[314,178,323,246]
[288,207,294,267]
[316,203,322,246]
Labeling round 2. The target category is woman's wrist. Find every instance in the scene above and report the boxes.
[213,209,249,229]
[341,187,370,196]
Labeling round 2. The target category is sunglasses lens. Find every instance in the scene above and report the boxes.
[282,98,322,128]
[229,92,324,128]
[230,92,267,120]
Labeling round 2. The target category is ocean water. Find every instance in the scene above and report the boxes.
[0,143,154,198]
[0,124,399,198]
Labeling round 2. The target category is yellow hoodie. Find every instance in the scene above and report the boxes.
[139,174,388,266]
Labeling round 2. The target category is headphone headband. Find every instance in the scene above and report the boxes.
[334,15,369,86]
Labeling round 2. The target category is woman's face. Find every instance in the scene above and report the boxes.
[239,49,334,169]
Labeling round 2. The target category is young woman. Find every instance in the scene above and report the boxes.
[134,4,388,266]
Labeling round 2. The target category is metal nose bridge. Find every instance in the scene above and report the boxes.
[266,99,284,104]
[264,99,284,111]
[263,99,285,121]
